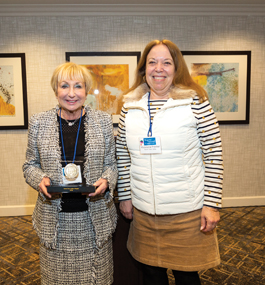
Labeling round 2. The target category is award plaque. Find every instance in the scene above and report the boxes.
[47,185,96,193]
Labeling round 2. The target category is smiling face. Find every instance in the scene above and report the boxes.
[57,79,87,120]
[145,44,175,99]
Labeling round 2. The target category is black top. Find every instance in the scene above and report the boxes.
[58,112,88,212]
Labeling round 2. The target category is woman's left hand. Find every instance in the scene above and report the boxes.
[200,206,220,233]
[89,178,109,197]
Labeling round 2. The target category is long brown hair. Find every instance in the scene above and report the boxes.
[125,39,207,101]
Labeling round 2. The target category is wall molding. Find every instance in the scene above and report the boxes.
[222,196,265,208]
[0,197,264,216]
[0,205,35,217]
[0,4,265,17]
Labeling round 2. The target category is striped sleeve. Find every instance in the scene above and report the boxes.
[116,106,132,201]
[191,96,224,209]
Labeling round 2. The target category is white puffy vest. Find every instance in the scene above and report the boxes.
[124,94,205,215]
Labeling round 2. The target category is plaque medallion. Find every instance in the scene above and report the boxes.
[64,163,79,180]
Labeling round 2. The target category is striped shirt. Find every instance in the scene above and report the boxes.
[116,96,223,209]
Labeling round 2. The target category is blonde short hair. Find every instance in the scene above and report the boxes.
[51,62,92,96]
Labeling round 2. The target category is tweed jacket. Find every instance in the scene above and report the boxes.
[23,105,118,249]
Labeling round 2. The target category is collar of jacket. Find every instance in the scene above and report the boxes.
[123,83,197,103]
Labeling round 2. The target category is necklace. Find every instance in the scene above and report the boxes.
[60,109,84,126]
[64,118,79,126]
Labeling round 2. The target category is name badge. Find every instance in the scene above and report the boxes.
[62,165,82,185]
[139,137,162,154]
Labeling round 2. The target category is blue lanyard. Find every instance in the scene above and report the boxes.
[147,92,152,137]
[59,108,83,165]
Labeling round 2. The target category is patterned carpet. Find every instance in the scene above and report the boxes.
[0,206,265,284]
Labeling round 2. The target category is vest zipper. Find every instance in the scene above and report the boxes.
[149,154,156,214]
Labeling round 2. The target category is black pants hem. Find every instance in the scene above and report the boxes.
[141,263,201,285]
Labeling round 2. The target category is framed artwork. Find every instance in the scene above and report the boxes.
[0,53,28,130]
[66,51,141,126]
[182,51,251,124]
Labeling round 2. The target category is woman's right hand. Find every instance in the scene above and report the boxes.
[119,200,133,220]
[38,177,51,198]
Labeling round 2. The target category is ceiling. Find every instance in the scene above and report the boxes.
[0,0,264,4]
[1,0,264,16]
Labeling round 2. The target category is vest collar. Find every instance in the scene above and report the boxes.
[123,83,196,103]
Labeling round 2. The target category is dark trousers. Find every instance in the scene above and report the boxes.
[142,263,201,285]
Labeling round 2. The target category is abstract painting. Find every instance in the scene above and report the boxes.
[182,51,251,124]
[84,64,129,116]
[0,65,15,116]
[66,52,140,126]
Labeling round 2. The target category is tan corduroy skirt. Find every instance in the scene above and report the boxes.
[127,207,220,272]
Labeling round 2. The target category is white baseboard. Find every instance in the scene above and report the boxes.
[0,197,264,216]
[222,196,265,208]
[0,205,35,217]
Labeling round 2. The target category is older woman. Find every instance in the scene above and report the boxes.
[116,40,223,285]
[23,62,117,285]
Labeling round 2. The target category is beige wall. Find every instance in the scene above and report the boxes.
[0,14,264,215]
